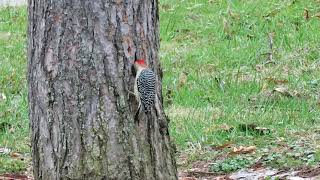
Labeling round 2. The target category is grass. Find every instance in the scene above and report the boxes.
[0,0,320,175]
[0,7,29,173]
[160,0,320,173]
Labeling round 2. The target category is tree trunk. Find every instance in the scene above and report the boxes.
[27,0,177,179]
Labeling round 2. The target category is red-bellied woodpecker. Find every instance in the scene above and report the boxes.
[134,59,156,112]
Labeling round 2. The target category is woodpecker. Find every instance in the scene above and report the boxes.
[134,59,156,112]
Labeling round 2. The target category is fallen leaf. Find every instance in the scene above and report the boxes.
[215,175,233,180]
[291,90,303,98]
[238,73,254,82]
[222,17,230,34]
[161,4,171,11]
[185,169,216,178]
[297,166,320,178]
[177,154,188,166]
[273,86,293,97]
[10,152,21,158]
[0,174,29,180]
[165,88,173,105]
[211,108,224,120]
[187,14,200,21]
[314,12,320,18]
[8,127,15,133]
[251,162,264,171]
[255,64,264,72]
[228,10,240,20]
[261,82,269,92]
[178,72,188,88]
[304,8,310,20]
[219,124,233,132]
[230,146,256,155]
[212,142,233,150]
[263,9,280,18]
[264,77,288,85]
[179,177,197,180]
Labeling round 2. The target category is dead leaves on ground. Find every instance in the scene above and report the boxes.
[252,75,308,101]
[0,147,25,160]
[179,177,197,180]
[10,152,22,158]
[212,142,233,151]
[165,88,174,105]
[212,143,257,156]
[273,86,293,97]
[205,123,232,134]
[297,166,320,178]
[304,8,310,20]
[0,174,31,180]
[0,146,26,161]
[256,85,304,101]
[264,77,288,85]
[219,124,233,132]
[314,12,320,19]
[252,46,319,102]
[263,1,320,21]
[304,8,320,20]
[263,0,296,19]
[178,130,320,179]
[179,167,320,180]
[230,146,256,155]
[178,141,320,179]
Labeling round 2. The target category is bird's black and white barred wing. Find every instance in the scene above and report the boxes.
[137,69,156,112]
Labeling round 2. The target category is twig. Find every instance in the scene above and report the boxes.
[268,32,274,61]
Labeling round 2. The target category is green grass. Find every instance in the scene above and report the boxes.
[0,7,29,173]
[160,0,320,172]
[1,0,320,174]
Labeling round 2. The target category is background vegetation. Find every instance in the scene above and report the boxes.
[0,0,319,174]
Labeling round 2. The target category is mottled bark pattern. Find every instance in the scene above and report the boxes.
[27,0,177,179]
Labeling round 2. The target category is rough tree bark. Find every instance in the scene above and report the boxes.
[27,0,177,179]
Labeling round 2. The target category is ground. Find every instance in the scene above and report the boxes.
[0,0,320,179]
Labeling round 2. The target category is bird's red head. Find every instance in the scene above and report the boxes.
[135,59,147,67]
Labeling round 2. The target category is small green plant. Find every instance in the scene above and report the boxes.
[209,155,255,173]
[0,155,27,173]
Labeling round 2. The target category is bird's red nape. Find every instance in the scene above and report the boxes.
[135,59,147,67]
